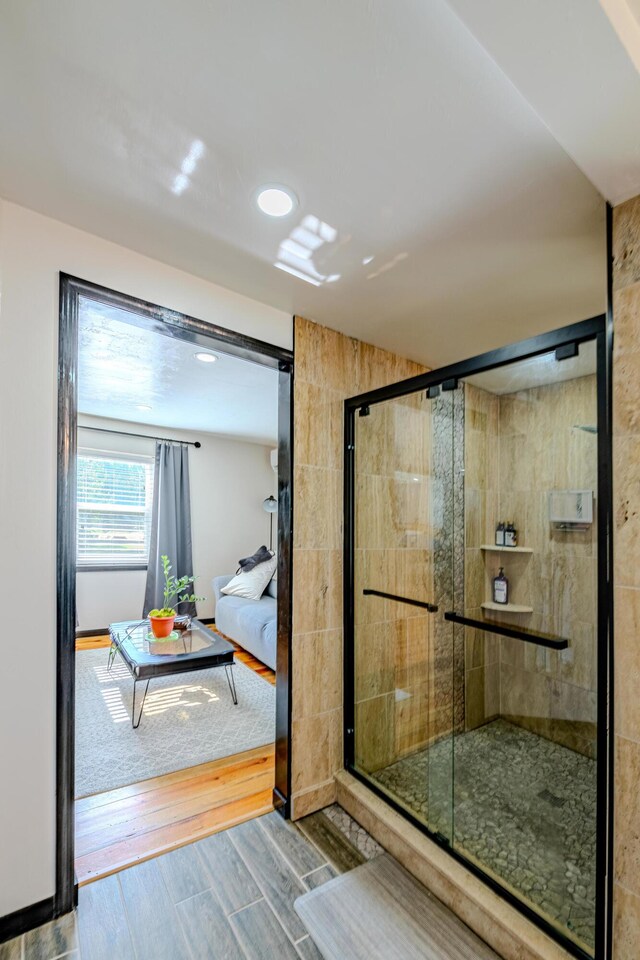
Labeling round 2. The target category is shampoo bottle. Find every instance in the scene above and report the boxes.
[495,521,505,547]
[493,567,508,605]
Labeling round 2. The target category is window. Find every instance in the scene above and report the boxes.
[76,452,154,568]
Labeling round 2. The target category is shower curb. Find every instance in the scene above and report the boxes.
[335,770,575,960]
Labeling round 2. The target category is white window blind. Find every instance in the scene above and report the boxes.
[77,452,155,567]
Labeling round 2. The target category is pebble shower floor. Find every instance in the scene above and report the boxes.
[372,718,596,951]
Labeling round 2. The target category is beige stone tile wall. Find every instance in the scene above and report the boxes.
[612,195,640,960]
[462,373,598,757]
[354,390,437,769]
[496,374,598,757]
[291,315,426,818]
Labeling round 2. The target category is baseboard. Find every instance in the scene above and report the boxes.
[0,895,56,944]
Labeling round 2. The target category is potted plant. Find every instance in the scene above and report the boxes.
[148,555,205,639]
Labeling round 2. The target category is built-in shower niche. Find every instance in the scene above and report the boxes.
[462,348,598,760]
[346,327,606,959]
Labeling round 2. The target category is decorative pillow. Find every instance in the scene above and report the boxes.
[236,545,272,573]
[221,554,277,600]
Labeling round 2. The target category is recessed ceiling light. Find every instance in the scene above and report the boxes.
[256,185,297,218]
[136,404,153,411]
[194,352,218,363]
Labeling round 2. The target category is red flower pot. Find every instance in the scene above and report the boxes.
[149,614,176,639]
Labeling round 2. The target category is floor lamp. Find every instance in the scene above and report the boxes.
[263,495,278,551]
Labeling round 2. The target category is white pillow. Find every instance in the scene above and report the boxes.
[221,554,277,601]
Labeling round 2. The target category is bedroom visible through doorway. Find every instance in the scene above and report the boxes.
[57,276,292,892]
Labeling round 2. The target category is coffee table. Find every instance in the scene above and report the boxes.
[107,618,238,728]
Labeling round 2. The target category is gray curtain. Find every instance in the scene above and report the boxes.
[143,442,197,618]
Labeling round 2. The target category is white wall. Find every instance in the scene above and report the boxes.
[76,415,277,628]
[0,198,291,919]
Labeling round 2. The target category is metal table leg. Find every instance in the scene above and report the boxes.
[224,663,238,705]
[107,642,117,671]
[132,678,150,728]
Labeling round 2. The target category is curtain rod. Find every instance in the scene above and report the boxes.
[78,424,201,448]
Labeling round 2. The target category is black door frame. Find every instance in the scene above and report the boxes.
[343,314,613,960]
[56,273,294,916]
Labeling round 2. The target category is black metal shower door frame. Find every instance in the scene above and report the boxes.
[343,314,612,960]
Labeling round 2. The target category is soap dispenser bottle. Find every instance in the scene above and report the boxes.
[493,567,508,605]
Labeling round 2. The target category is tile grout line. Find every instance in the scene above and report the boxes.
[162,844,254,960]
[116,868,142,960]
[151,855,197,960]
[225,896,266,919]
[300,864,331,884]
[256,814,330,882]
[227,824,313,952]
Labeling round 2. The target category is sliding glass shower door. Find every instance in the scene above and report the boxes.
[344,319,610,960]
[347,383,461,845]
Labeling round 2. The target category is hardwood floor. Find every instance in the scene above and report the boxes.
[75,626,276,885]
[75,744,275,884]
[76,632,111,651]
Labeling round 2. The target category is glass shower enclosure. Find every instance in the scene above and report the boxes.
[343,318,611,960]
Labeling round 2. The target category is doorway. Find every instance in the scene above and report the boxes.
[56,275,293,912]
[343,316,612,960]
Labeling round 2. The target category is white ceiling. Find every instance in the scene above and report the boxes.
[1,1,633,367]
[78,299,279,444]
[447,0,640,206]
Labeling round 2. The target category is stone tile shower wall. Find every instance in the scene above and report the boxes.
[463,377,598,758]
[353,388,434,770]
[612,195,640,959]
[496,375,598,758]
[291,316,425,818]
[350,386,465,772]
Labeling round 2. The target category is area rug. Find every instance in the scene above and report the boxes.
[75,646,275,798]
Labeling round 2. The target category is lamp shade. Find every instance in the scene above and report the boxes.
[263,495,278,513]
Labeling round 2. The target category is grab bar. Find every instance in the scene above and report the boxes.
[444,611,569,650]
[363,589,438,613]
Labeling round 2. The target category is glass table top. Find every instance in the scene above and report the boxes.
[109,618,234,665]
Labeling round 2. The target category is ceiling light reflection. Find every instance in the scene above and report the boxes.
[274,214,341,287]
[171,139,206,196]
[274,262,321,286]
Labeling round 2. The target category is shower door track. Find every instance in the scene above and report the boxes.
[343,314,613,960]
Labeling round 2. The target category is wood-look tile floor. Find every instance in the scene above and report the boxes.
[74,629,276,885]
[5,807,505,960]
[9,808,370,960]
